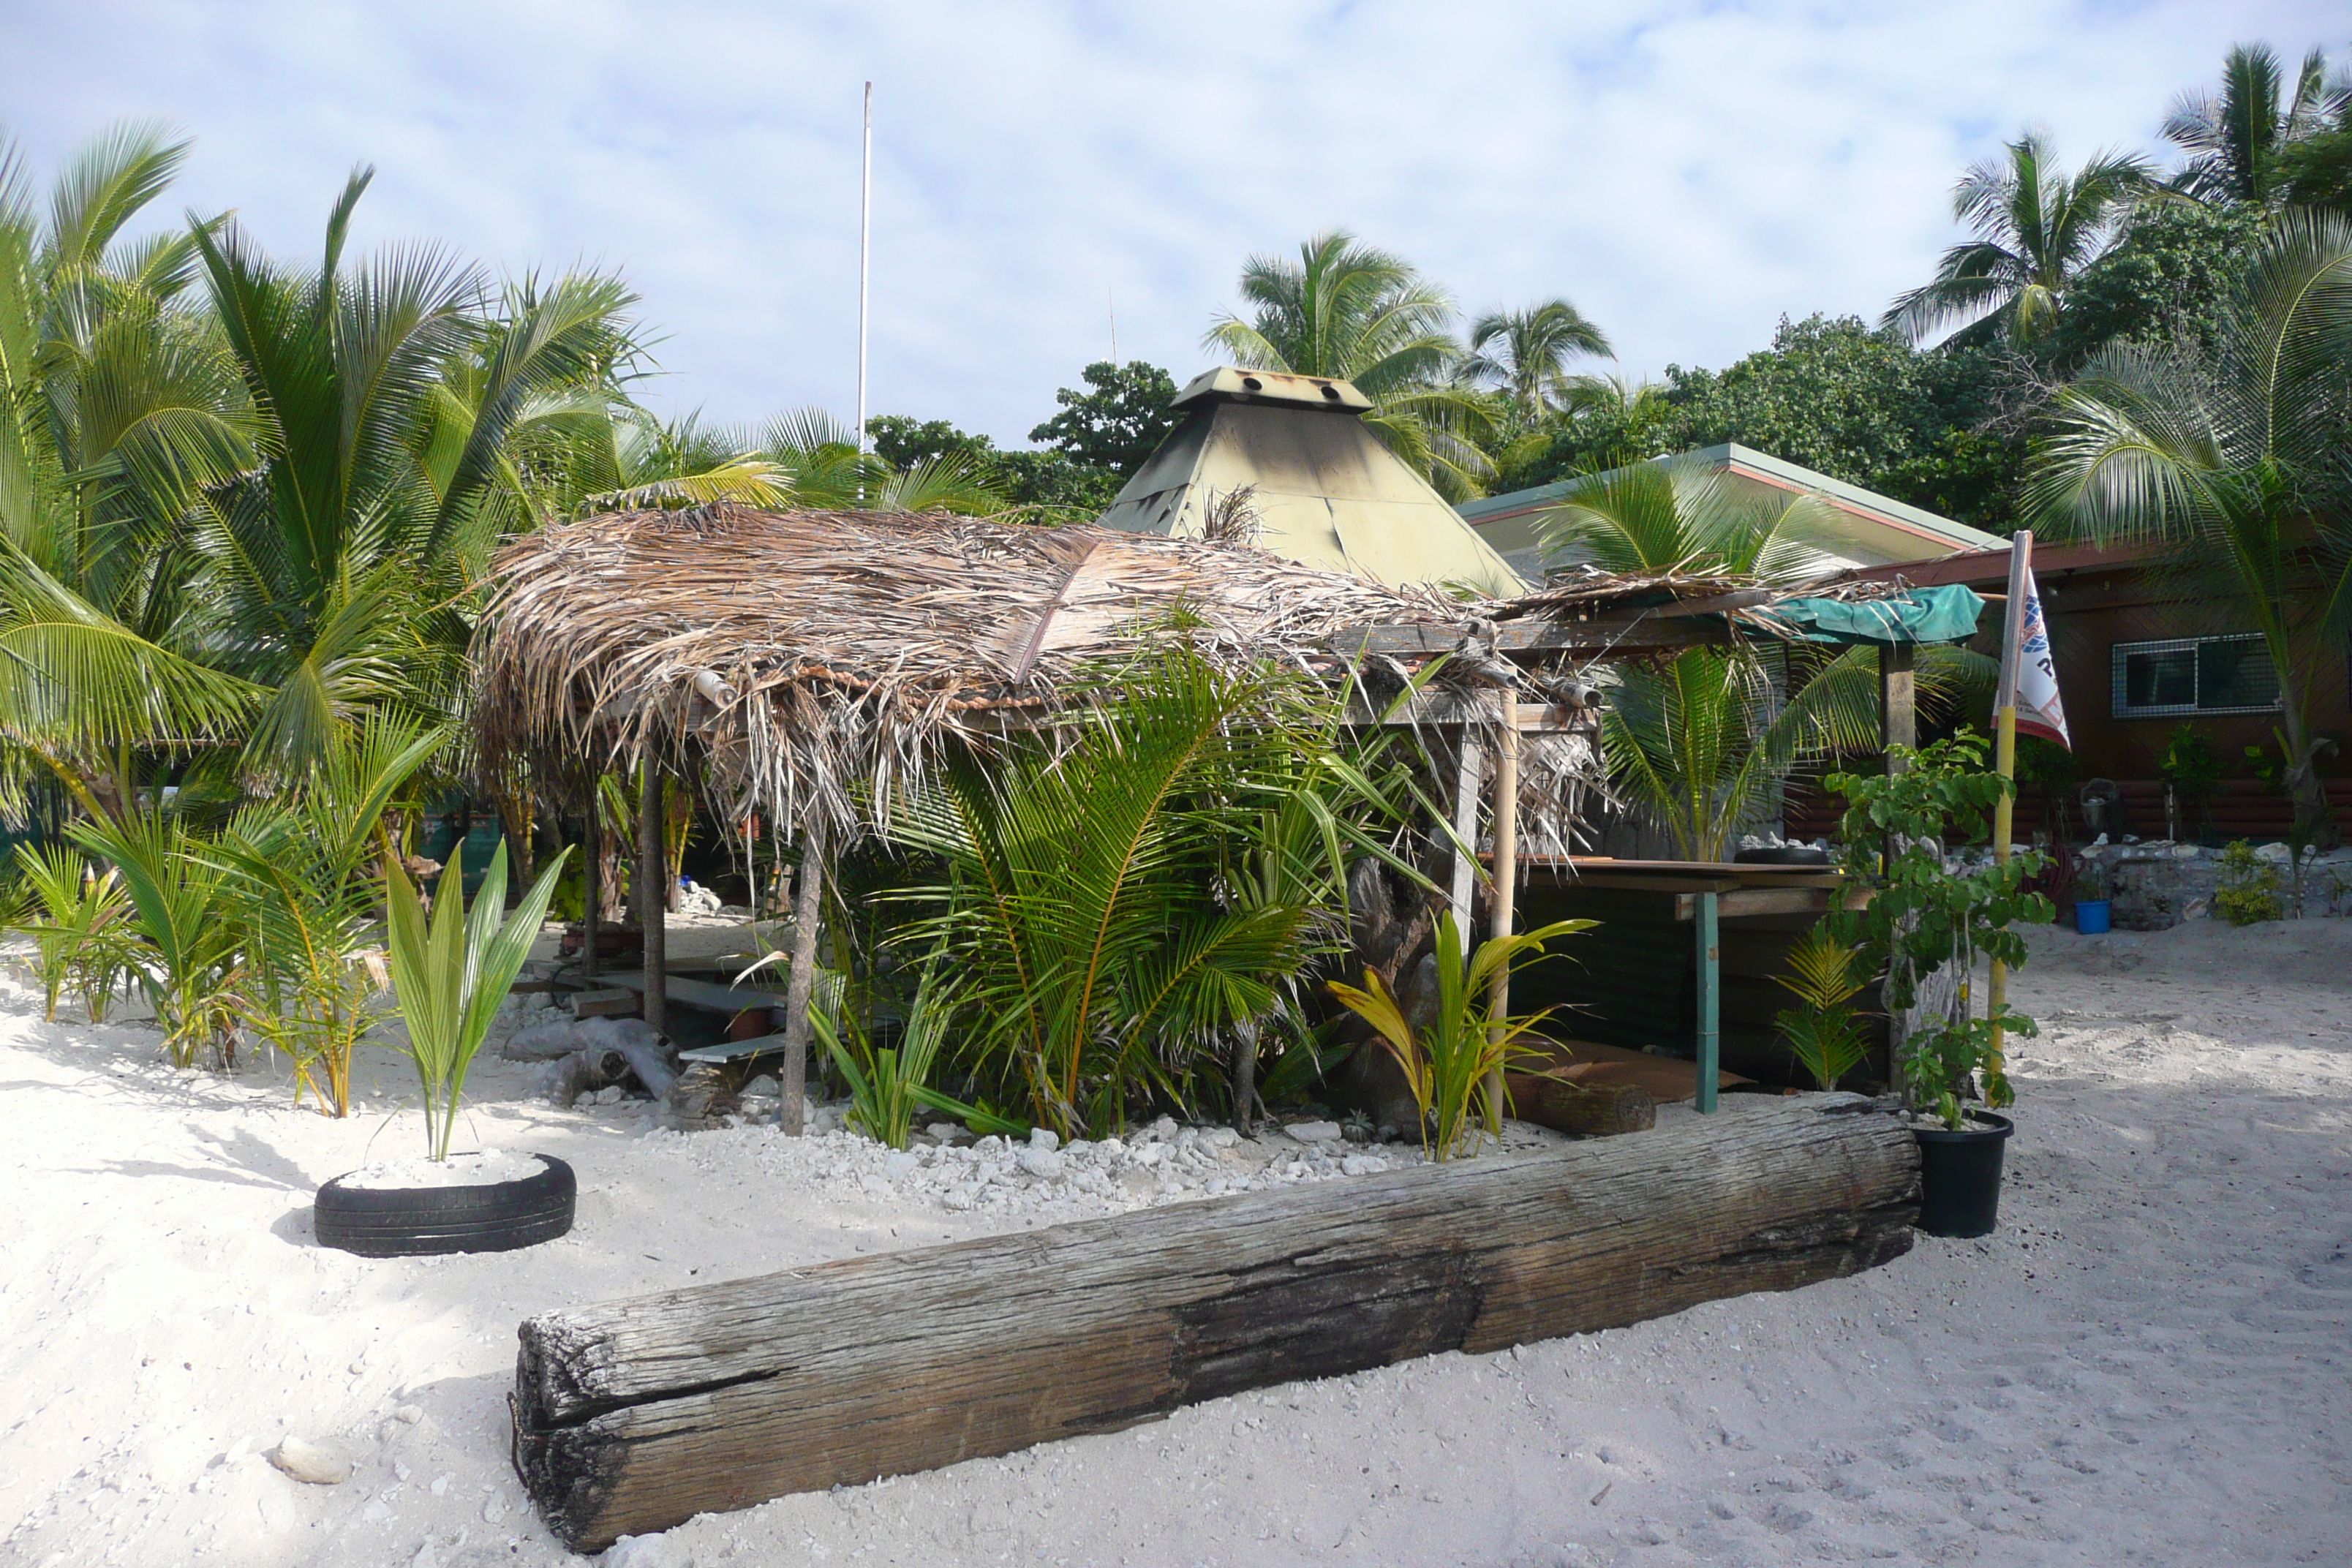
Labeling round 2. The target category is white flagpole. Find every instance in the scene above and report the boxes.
[856,81,872,455]
[1989,529,2032,1085]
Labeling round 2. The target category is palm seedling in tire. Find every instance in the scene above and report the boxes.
[387,840,570,1160]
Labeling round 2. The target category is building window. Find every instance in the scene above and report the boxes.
[2111,635,2280,718]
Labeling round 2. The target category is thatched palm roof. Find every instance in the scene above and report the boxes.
[475,504,1502,834]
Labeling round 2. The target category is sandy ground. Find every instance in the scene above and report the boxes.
[3,917,2348,1567]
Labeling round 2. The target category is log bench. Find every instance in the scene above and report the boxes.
[510,1095,1918,1550]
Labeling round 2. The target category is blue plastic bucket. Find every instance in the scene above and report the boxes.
[2074,899,2111,934]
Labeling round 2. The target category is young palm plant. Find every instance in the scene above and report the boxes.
[1327,910,1592,1161]
[214,717,450,1116]
[2027,210,2352,844]
[1542,456,1986,860]
[70,809,247,1068]
[11,844,139,1022]
[1771,923,1872,1091]
[893,644,1386,1141]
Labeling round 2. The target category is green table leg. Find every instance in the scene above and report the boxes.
[1695,890,1719,1113]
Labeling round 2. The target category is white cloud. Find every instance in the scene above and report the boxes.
[9,0,2341,442]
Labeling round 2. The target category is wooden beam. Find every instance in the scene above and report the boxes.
[1340,616,1743,659]
[1342,689,1595,733]
[1879,643,1916,761]
[509,1098,1919,1552]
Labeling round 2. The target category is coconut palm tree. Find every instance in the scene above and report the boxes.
[2164,42,2345,208]
[186,167,644,773]
[1459,299,1612,423]
[1883,132,2153,347]
[0,122,263,820]
[1203,230,1495,497]
[1542,458,1984,859]
[2027,208,2352,844]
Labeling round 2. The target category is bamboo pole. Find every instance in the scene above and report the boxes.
[1989,531,2032,1085]
[638,764,667,1039]
[1484,692,1519,1126]
[777,815,826,1135]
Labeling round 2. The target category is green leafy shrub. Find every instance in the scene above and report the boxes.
[1825,731,2055,1131]
[1771,924,1871,1091]
[2213,840,2283,926]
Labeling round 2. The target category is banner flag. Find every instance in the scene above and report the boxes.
[2013,566,2070,748]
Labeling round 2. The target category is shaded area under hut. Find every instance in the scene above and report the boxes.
[473,503,1980,1130]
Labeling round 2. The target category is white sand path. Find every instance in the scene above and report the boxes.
[1,917,2347,1566]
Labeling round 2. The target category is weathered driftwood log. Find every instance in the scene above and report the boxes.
[1504,1069,1656,1136]
[511,1096,1916,1550]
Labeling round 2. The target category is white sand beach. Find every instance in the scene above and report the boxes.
[3,916,2347,1567]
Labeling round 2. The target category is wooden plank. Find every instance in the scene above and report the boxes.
[570,988,639,1019]
[600,971,793,1017]
[510,1098,1917,1550]
[676,1033,788,1066]
[1666,886,1863,919]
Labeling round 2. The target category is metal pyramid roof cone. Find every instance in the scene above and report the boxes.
[1095,367,1524,597]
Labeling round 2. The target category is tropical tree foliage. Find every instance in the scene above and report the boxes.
[2027,209,2352,843]
[1459,300,1613,423]
[1542,456,1986,859]
[2164,42,2345,208]
[1205,230,1497,497]
[1883,131,2152,347]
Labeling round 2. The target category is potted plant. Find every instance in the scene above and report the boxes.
[1825,732,2055,1237]
[2073,862,2112,934]
[312,842,576,1258]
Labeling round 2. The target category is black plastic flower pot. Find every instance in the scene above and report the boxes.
[314,1154,577,1258]
[1912,1112,2012,1238]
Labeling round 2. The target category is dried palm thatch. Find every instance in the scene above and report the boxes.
[476,505,1504,839]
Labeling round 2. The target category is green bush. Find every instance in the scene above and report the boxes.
[2213,840,2283,926]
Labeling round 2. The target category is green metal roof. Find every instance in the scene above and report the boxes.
[1456,442,2004,559]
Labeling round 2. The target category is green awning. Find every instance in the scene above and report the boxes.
[1771,584,1986,647]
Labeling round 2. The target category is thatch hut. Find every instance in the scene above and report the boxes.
[476,503,1546,840]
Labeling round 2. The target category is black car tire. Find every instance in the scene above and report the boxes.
[314,1154,576,1257]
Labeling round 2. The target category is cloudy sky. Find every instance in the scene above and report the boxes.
[10,2,2343,445]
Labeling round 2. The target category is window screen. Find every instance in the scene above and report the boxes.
[2111,635,2279,717]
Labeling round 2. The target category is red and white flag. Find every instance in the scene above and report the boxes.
[2013,566,2070,748]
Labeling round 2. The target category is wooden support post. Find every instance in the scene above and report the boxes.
[776,814,826,1136]
[1879,643,1916,762]
[510,1098,1919,1553]
[1484,693,1519,1127]
[581,789,602,979]
[1695,889,1720,1113]
[1447,732,1481,941]
[638,764,666,1039]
